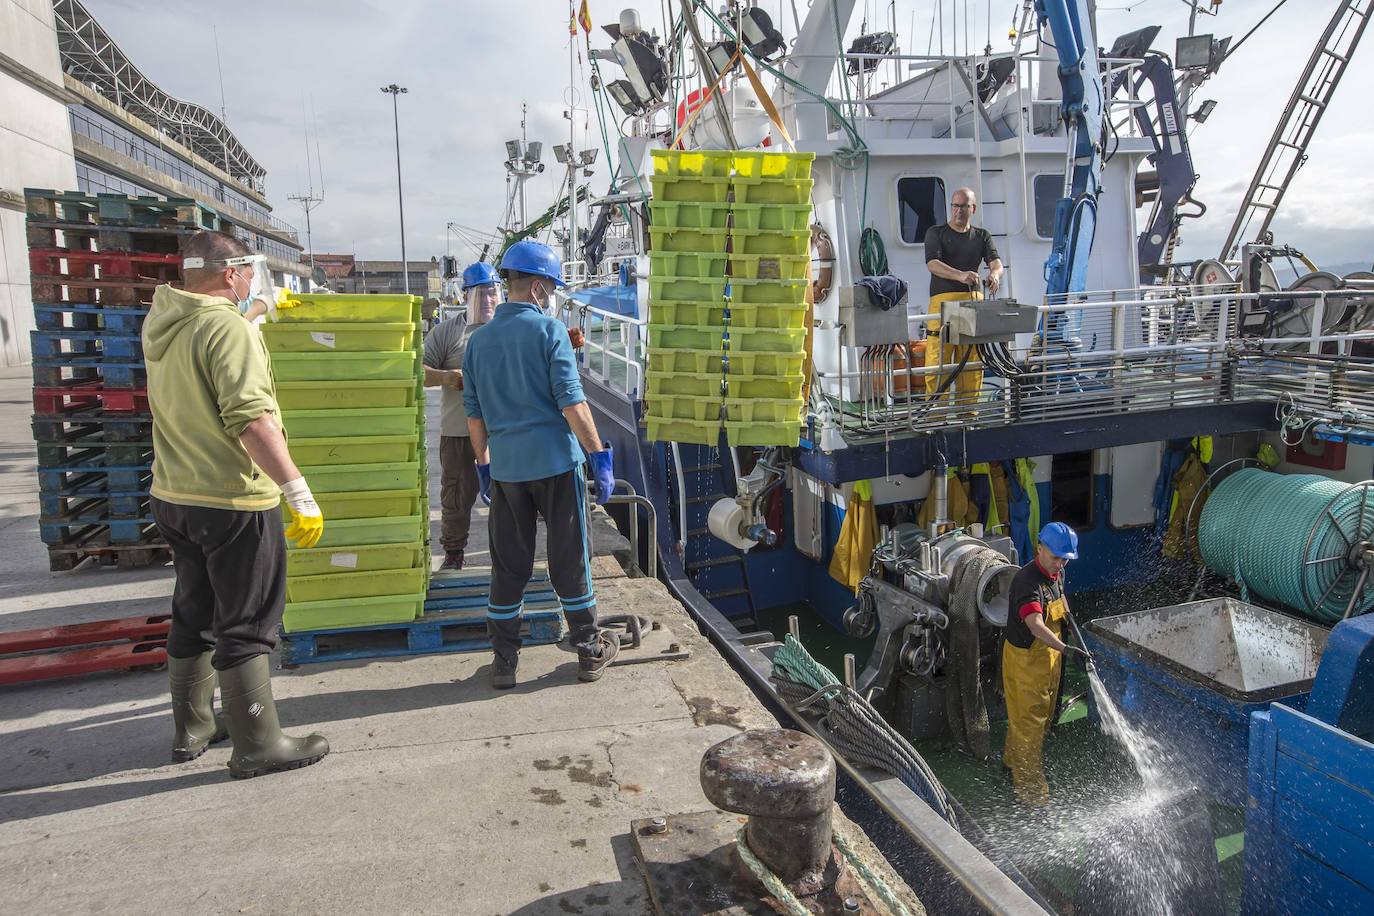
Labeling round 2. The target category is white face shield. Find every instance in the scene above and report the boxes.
[465,283,501,325]
[184,253,275,315]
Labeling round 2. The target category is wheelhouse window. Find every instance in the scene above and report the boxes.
[1033,173,1064,239]
[897,177,947,244]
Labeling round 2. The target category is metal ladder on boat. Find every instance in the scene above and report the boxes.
[668,440,760,628]
[1220,0,1372,259]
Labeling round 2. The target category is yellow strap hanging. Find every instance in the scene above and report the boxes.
[670,50,742,149]
[738,53,796,150]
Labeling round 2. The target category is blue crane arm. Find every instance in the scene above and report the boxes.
[1128,55,1200,284]
[1034,0,1106,301]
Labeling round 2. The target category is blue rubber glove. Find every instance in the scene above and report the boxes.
[588,445,615,506]
[476,462,492,506]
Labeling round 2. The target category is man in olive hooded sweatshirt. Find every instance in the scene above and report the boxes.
[144,230,328,779]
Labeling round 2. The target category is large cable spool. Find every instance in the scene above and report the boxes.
[1197,468,1374,623]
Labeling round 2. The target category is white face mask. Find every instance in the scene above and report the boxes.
[230,269,254,314]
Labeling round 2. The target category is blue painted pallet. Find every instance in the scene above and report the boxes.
[30,330,143,361]
[33,303,148,334]
[37,460,152,495]
[39,512,155,546]
[31,411,152,442]
[35,439,151,468]
[32,356,145,388]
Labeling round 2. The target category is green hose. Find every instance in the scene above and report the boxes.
[1198,468,1374,623]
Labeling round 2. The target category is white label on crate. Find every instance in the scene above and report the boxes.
[310,332,336,348]
[329,552,359,569]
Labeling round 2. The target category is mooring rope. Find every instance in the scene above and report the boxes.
[734,825,915,916]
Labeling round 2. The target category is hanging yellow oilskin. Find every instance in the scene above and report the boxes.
[829,479,879,594]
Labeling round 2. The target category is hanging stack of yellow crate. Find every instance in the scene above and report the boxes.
[261,293,430,633]
[644,149,813,446]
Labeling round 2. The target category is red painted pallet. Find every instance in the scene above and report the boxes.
[33,382,149,415]
[0,614,169,686]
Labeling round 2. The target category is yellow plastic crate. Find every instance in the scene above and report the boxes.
[725,397,804,423]
[725,420,802,447]
[275,293,420,323]
[647,371,722,398]
[731,204,814,232]
[262,321,416,353]
[732,151,815,181]
[307,514,423,548]
[649,251,729,278]
[647,324,724,351]
[280,407,419,438]
[298,461,422,493]
[729,254,811,281]
[732,278,809,305]
[647,348,724,374]
[290,488,422,522]
[650,175,731,203]
[726,302,809,330]
[731,177,814,205]
[648,201,733,230]
[649,276,729,303]
[729,326,807,354]
[282,593,423,633]
[287,542,425,577]
[650,300,726,327]
[647,394,722,422]
[285,566,428,604]
[651,149,734,178]
[649,225,731,253]
[723,350,806,375]
[275,379,417,410]
[731,229,810,256]
[647,417,721,445]
[269,351,417,381]
[727,373,805,400]
[288,435,418,466]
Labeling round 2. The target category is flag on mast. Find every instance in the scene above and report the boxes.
[577,0,592,34]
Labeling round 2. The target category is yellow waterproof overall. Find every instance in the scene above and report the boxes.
[925,290,985,406]
[1001,594,1067,807]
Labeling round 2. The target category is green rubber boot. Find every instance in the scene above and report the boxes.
[168,652,229,763]
[219,655,329,779]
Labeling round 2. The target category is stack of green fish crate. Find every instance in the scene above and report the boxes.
[644,149,813,447]
[261,293,430,633]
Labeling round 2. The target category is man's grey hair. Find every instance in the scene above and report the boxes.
[951,187,977,205]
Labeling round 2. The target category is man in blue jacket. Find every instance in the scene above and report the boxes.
[463,240,619,689]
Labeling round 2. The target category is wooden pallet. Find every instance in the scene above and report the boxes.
[44,538,169,571]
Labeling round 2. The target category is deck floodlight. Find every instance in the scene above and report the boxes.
[706,40,735,76]
[1191,99,1218,123]
[606,79,642,115]
[739,8,786,61]
[579,148,598,166]
[553,144,572,164]
[525,141,543,164]
[1175,34,1213,70]
[505,139,523,162]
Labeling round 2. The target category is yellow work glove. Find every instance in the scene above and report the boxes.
[267,288,296,322]
[281,477,325,548]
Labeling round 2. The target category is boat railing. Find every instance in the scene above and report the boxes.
[563,300,645,399]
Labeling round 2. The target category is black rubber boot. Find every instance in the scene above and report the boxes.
[169,651,228,762]
[577,631,620,683]
[219,655,329,779]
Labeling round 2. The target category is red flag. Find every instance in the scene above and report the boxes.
[578,0,592,34]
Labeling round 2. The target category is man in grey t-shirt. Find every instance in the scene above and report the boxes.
[423,262,501,570]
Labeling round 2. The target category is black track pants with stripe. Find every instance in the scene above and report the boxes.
[486,466,598,663]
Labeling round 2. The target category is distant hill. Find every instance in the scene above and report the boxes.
[1274,260,1373,284]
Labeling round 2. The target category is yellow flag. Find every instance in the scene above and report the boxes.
[578,0,592,33]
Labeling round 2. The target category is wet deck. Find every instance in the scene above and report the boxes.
[0,366,918,915]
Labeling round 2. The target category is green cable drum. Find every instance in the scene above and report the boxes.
[1198,468,1374,623]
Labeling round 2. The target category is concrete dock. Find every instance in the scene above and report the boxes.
[0,366,918,915]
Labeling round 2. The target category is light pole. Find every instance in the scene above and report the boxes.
[381,83,409,295]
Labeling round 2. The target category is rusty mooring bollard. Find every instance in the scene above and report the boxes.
[700,729,839,893]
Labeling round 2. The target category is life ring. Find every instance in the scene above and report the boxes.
[811,223,835,304]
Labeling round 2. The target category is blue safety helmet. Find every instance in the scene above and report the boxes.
[1039,522,1079,560]
[499,240,566,288]
[461,261,499,290]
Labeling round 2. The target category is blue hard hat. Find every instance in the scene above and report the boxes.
[461,261,499,290]
[499,240,566,288]
[1039,522,1079,560]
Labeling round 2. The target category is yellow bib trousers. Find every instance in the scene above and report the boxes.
[1001,595,1067,807]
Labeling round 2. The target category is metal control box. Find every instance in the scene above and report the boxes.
[941,297,1039,344]
[838,284,910,347]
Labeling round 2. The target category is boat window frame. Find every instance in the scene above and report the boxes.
[893,173,949,247]
[1030,171,1064,241]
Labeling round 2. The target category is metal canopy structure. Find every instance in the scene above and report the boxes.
[53,0,267,193]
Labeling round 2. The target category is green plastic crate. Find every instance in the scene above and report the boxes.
[648,201,733,230]
[290,488,422,521]
[651,149,734,178]
[650,276,729,303]
[649,251,729,278]
[729,254,811,281]
[650,175,731,203]
[305,514,423,548]
[650,300,726,327]
[285,566,428,604]
[647,348,724,374]
[281,407,419,438]
[733,278,808,305]
[282,593,423,633]
[298,461,422,493]
[647,394,722,422]
[730,204,814,232]
[731,229,810,256]
[647,417,721,445]
[269,351,416,381]
[289,435,419,465]
[726,302,809,330]
[287,542,425,577]
[262,321,416,353]
[275,293,419,323]
[732,151,815,180]
[725,397,804,423]
[648,371,722,398]
[276,379,417,410]
[729,326,808,353]
[649,225,731,253]
[724,350,806,375]
[727,373,805,400]
[725,420,802,447]
[647,324,724,351]
[731,177,814,205]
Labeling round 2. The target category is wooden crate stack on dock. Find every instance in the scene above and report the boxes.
[643,150,813,447]
[260,294,431,633]
[24,189,218,570]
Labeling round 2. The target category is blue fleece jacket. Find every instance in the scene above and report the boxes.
[463,301,585,482]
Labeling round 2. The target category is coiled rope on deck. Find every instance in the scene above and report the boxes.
[1198,468,1374,623]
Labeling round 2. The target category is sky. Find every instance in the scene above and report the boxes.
[83,0,1374,272]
